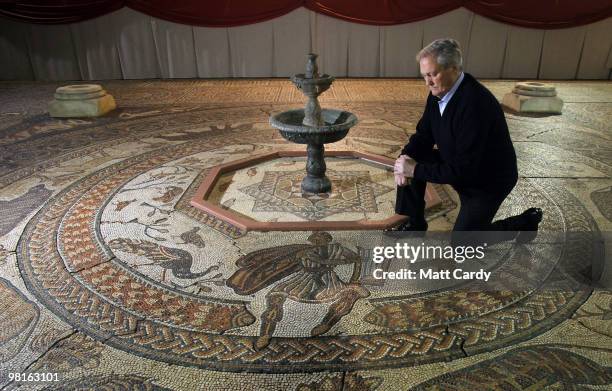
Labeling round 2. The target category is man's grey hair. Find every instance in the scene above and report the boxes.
[416,39,463,70]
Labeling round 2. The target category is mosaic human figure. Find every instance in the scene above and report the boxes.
[227,232,369,349]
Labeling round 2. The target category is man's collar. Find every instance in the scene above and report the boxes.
[438,72,464,103]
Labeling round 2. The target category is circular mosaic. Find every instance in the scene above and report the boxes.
[14,105,596,373]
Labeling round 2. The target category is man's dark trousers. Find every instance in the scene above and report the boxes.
[395,152,518,244]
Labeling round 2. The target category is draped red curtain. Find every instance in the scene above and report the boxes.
[0,0,610,28]
[0,0,123,24]
[128,0,302,27]
[305,0,462,25]
[464,0,612,29]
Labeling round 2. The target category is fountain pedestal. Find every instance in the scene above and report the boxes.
[303,144,329,193]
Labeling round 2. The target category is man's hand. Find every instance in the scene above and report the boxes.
[394,155,416,186]
[395,173,408,187]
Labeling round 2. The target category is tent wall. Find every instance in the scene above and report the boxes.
[1,7,610,80]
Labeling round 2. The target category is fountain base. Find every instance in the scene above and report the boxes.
[302,175,331,194]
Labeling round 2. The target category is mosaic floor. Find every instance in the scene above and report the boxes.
[0,79,611,390]
[211,157,397,222]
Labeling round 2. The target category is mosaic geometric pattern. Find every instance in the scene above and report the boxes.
[0,277,39,362]
[0,79,610,390]
[240,169,394,220]
[411,345,612,390]
[42,375,174,391]
[591,185,612,222]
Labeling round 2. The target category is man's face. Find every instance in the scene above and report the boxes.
[419,55,460,98]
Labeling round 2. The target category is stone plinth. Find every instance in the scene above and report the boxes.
[502,82,563,114]
[49,84,116,118]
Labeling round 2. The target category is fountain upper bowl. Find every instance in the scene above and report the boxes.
[291,74,334,95]
[270,108,357,145]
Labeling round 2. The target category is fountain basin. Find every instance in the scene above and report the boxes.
[270,108,357,145]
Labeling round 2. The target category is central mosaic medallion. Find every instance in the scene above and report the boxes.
[240,169,393,220]
[206,157,399,224]
[190,152,447,231]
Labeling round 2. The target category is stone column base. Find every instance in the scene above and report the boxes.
[502,82,563,114]
[49,84,116,118]
[502,93,564,114]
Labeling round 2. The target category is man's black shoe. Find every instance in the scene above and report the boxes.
[384,220,428,237]
[515,207,543,244]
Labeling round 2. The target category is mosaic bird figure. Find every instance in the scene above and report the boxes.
[178,227,206,248]
[153,186,183,203]
[114,199,136,212]
[108,238,217,281]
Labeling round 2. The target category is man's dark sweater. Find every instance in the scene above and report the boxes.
[401,73,518,195]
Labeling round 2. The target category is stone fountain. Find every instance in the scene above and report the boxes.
[190,53,443,232]
[270,54,358,193]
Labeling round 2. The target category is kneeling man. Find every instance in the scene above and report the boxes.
[388,38,542,243]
